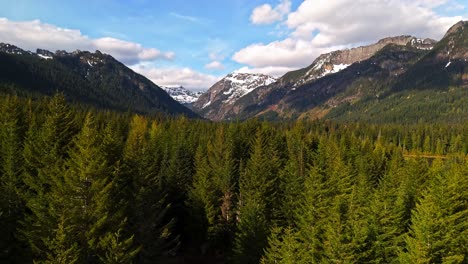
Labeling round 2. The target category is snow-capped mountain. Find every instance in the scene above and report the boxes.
[220,73,277,105]
[192,72,277,120]
[162,86,204,104]
[191,34,442,121]
[282,36,437,87]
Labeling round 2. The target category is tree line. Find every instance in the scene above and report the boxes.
[0,94,466,263]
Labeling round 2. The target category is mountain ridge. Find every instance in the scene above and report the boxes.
[193,34,440,121]
[192,72,276,120]
[195,22,467,123]
[162,86,204,105]
[0,43,198,117]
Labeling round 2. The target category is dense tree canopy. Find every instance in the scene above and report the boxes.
[0,94,466,263]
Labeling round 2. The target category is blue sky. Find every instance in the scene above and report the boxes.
[0,0,466,89]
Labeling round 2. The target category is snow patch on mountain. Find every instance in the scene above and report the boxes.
[202,100,212,109]
[162,86,205,104]
[222,72,276,104]
[321,63,350,77]
[38,54,53,60]
[297,62,350,86]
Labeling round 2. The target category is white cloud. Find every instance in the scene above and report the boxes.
[235,0,465,76]
[232,38,316,67]
[235,66,298,77]
[131,64,220,89]
[250,0,291,25]
[169,12,201,23]
[0,18,174,65]
[233,38,341,69]
[285,0,463,45]
[205,61,225,70]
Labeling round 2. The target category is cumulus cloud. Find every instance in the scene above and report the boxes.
[205,61,225,70]
[233,38,345,69]
[250,0,291,25]
[0,18,174,65]
[285,0,463,45]
[235,0,464,76]
[235,66,298,77]
[131,64,220,89]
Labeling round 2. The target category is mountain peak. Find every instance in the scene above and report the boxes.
[192,72,276,120]
[281,34,437,87]
[224,72,276,86]
[0,42,198,117]
[0,43,28,55]
[162,86,204,104]
[444,20,467,37]
[377,35,413,45]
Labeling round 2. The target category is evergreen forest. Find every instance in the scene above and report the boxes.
[0,94,466,263]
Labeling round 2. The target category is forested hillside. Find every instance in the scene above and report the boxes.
[0,44,197,117]
[202,21,467,122]
[0,94,466,263]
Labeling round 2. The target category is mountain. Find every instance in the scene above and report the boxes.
[192,72,276,120]
[236,22,468,123]
[162,86,204,105]
[0,43,198,117]
[203,22,467,123]
[391,21,467,92]
[325,20,467,123]
[212,35,438,121]
[281,36,436,88]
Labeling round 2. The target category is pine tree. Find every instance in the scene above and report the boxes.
[233,128,281,264]
[64,112,138,262]
[98,228,140,264]
[187,146,218,253]
[367,152,409,263]
[43,214,80,264]
[278,124,308,226]
[124,115,177,261]
[0,96,27,260]
[261,226,303,264]
[20,94,77,261]
[295,138,336,263]
[400,160,467,263]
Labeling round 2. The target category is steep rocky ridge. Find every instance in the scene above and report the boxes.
[207,35,437,121]
[193,72,276,120]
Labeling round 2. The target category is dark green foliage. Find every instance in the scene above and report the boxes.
[0,48,197,117]
[327,86,468,124]
[187,126,237,255]
[261,226,302,264]
[233,128,282,264]
[20,94,77,261]
[0,96,27,261]
[0,94,466,263]
[400,160,468,263]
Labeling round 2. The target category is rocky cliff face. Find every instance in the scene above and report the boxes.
[192,72,276,120]
[394,20,467,90]
[439,21,468,61]
[224,22,466,122]
[282,36,437,87]
[199,35,437,121]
